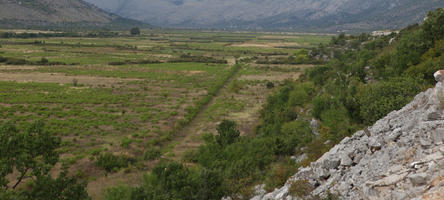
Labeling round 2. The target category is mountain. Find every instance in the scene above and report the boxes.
[254,74,444,199]
[0,0,149,30]
[83,0,444,32]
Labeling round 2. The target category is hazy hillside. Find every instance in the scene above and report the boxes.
[84,0,444,32]
[0,0,149,29]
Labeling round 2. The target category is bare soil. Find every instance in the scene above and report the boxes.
[0,72,142,87]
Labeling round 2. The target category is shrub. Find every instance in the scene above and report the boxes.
[40,57,49,64]
[120,137,132,148]
[215,120,240,147]
[266,81,275,89]
[312,94,340,119]
[289,180,314,197]
[96,153,133,173]
[264,161,298,191]
[122,162,225,200]
[104,185,133,200]
[143,148,161,161]
[357,76,423,125]
[181,149,198,163]
[72,78,78,87]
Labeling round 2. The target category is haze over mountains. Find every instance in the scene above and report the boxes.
[0,0,147,29]
[84,0,444,32]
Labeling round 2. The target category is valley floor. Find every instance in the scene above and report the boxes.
[0,29,327,199]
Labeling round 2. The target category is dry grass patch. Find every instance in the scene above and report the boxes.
[231,42,301,48]
[239,72,302,82]
[0,72,142,87]
[0,65,39,70]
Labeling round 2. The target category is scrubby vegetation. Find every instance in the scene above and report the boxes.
[103,8,444,199]
[1,8,443,199]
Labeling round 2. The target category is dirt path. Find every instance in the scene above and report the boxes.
[168,59,240,161]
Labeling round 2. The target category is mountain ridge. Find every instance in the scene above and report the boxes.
[0,0,149,30]
[83,0,444,32]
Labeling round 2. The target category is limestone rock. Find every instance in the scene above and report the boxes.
[408,173,427,186]
[340,154,353,166]
[251,76,444,200]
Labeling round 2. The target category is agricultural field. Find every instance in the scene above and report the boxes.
[0,29,331,199]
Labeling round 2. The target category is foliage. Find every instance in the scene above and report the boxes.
[0,121,60,190]
[105,162,225,200]
[96,153,134,173]
[104,185,133,200]
[215,120,240,147]
[143,148,161,161]
[19,172,90,200]
[0,121,89,199]
[264,160,298,191]
[357,77,423,125]
[289,180,314,197]
[266,81,275,89]
[422,8,444,45]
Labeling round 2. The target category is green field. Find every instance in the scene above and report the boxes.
[0,29,331,199]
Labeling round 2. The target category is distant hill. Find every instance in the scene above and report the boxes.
[83,0,444,32]
[0,0,150,30]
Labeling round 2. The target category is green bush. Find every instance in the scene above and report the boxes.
[215,120,240,147]
[143,148,161,161]
[96,153,133,173]
[357,77,423,125]
[108,162,225,200]
[266,81,275,89]
[104,185,133,200]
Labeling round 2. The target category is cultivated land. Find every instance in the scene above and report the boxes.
[0,30,330,199]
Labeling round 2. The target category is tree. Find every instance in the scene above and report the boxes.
[0,121,90,199]
[215,120,240,147]
[130,27,141,36]
[422,8,444,45]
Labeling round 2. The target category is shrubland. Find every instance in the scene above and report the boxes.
[0,8,443,199]
[102,8,444,199]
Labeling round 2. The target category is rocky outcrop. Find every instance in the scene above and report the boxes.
[255,73,444,200]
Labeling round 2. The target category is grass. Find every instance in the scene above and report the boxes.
[0,29,329,199]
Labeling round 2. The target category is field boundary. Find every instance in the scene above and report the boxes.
[165,63,242,159]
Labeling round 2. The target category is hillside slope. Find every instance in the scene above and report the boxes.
[0,0,148,29]
[83,0,444,32]
[254,75,444,199]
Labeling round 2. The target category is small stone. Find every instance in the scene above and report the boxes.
[432,128,444,144]
[419,138,432,147]
[427,112,441,121]
[340,154,353,166]
[408,173,427,186]
[392,190,408,200]
[291,154,308,163]
[317,168,330,179]
[385,128,402,142]
[369,137,382,152]
[322,158,341,170]
[353,153,363,164]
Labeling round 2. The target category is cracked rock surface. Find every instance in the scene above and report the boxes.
[253,80,444,200]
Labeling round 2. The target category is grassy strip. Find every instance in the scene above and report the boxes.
[169,64,242,138]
